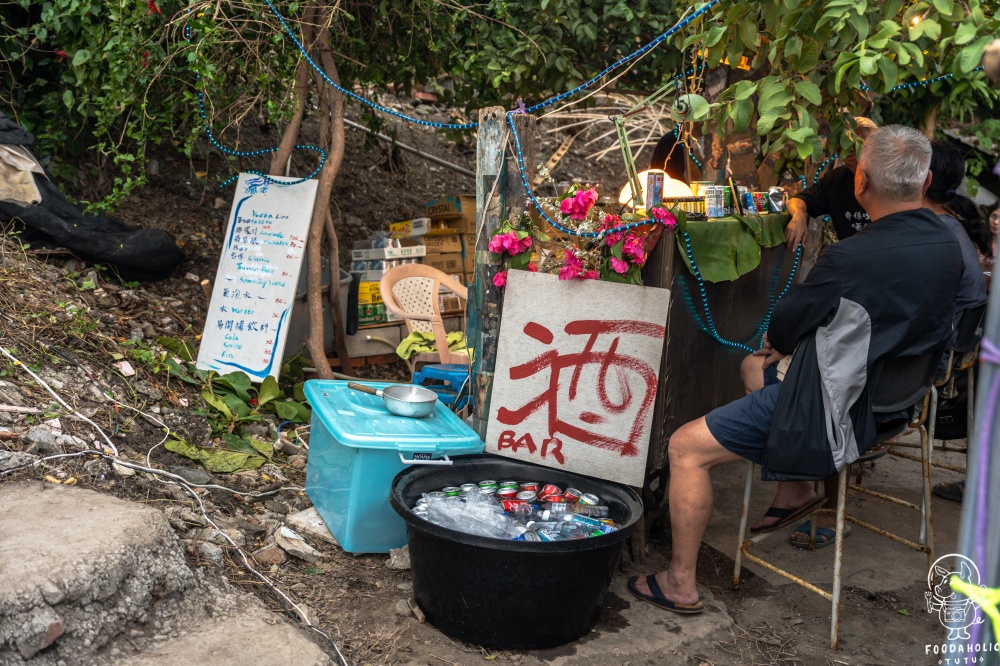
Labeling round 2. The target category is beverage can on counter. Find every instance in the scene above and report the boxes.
[743,191,758,214]
[767,186,786,213]
[563,488,582,503]
[752,192,768,213]
[442,486,461,497]
[723,186,734,216]
[645,171,664,209]
[578,493,600,506]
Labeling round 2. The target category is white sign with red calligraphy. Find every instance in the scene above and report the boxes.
[196,173,317,382]
[486,270,669,487]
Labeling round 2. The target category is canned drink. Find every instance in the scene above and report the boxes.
[479,487,497,496]
[723,186,734,216]
[499,481,519,490]
[426,491,446,501]
[519,482,540,493]
[460,483,478,493]
[502,498,531,512]
[645,171,664,209]
[752,192,768,213]
[415,497,428,506]
[540,484,561,497]
[539,493,564,504]
[578,493,600,506]
[563,488,582,503]
[478,480,498,490]
[442,486,460,497]
[497,488,518,500]
[743,191,757,214]
[516,490,538,502]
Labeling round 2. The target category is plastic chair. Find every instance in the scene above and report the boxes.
[733,347,942,650]
[889,302,986,474]
[380,264,471,409]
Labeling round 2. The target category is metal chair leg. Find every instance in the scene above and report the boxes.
[831,467,848,651]
[733,460,754,589]
[922,386,937,566]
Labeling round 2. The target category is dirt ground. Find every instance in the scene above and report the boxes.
[0,99,950,665]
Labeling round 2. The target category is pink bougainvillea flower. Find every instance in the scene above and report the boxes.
[487,233,506,254]
[651,207,678,229]
[507,231,532,256]
[147,0,162,14]
[611,257,630,274]
[600,213,622,231]
[624,236,646,264]
[605,231,625,247]
[559,188,599,220]
[558,265,577,280]
[493,270,507,288]
[527,262,538,272]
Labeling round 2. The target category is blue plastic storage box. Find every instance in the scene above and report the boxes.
[304,380,483,554]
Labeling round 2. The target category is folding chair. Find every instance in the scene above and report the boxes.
[889,303,986,474]
[733,348,941,650]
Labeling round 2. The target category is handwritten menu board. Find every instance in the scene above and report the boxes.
[196,173,318,382]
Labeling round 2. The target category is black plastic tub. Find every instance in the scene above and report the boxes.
[389,455,643,650]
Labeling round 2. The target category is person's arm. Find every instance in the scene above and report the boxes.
[768,249,843,354]
[784,197,810,249]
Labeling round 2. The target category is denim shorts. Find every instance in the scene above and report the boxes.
[704,364,781,464]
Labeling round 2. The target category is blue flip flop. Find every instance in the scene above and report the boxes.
[626,575,704,615]
[790,521,852,549]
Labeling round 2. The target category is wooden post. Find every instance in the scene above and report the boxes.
[470,108,535,439]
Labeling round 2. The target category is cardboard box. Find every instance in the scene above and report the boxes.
[351,238,426,261]
[423,253,464,274]
[424,194,476,233]
[357,281,383,305]
[422,233,462,254]
[439,293,464,314]
[388,217,432,238]
[460,234,476,273]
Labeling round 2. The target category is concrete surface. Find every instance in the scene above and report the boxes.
[703,433,967,594]
[530,577,734,666]
[0,481,194,663]
[114,604,333,666]
[0,481,333,666]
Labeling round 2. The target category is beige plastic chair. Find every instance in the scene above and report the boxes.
[380,264,470,367]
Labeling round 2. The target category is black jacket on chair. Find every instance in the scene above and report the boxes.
[761,207,963,481]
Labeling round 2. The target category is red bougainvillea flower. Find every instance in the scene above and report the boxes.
[559,188,599,220]
[55,50,68,62]
[582,270,600,280]
[527,262,538,272]
[492,270,507,288]
[147,0,162,14]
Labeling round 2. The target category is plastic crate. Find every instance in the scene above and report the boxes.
[304,380,483,553]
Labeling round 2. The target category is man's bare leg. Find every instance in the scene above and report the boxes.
[790,475,839,543]
[632,418,743,603]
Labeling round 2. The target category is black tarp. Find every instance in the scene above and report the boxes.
[0,112,185,282]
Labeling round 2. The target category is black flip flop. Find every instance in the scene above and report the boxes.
[749,497,826,534]
[627,575,704,615]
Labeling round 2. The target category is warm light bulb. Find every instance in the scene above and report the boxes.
[911,15,921,25]
[618,169,691,205]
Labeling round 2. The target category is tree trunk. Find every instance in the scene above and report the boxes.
[921,102,940,139]
[269,60,311,176]
[304,5,352,378]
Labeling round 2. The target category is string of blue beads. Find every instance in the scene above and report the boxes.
[859,66,985,92]
[813,154,838,185]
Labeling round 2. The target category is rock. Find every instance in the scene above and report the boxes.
[0,450,37,472]
[395,599,412,616]
[146,159,160,176]
[195,542,224,567]
[56,434,88,452]
[242,423,271,440]
[386,546,410,571]
[163,506,205,531]
[264,497,290,515]
[21,425,62,456]
[274,526,324,563]
[170,465,213,486]
[213,197,227,209]
[287,454,307,469]
[397,582,413,591]
[285,507,339,547]
[259,463,288,484]
[252,542,288,565]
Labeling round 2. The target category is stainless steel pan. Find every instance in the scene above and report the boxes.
[347,382,438,418]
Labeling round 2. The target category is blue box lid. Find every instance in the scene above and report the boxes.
[304,380,483,452]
